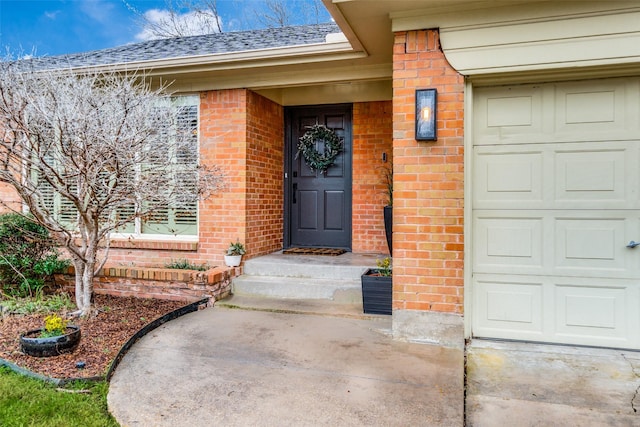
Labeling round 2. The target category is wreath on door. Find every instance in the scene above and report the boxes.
[296,124,343,174]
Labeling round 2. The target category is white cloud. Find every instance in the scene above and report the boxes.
[44,10,61,20]
[80,0,116,24]
[135,8,221,41]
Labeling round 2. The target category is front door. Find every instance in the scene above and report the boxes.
[285,105,352,249]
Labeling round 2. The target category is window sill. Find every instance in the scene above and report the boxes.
[109,239,198,251]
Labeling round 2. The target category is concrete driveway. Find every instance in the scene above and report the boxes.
[466,340,640,426]
[108,303,464,426]
[107,297,640,426]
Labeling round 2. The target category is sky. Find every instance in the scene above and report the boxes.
[0,0,331,57]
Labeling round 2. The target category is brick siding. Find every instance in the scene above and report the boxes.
[246,91,284,256]
[392,29,465,314]
[0,183,23,213]
[352,101,393,254]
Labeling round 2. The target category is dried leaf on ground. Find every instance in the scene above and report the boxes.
[0,295,186,379]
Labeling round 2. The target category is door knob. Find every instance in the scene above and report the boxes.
[627,240,640,248]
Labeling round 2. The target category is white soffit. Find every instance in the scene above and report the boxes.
[391,1,640,76]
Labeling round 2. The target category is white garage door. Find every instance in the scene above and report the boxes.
[472,77,640,349]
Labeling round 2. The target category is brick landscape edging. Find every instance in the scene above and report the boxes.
[55,265,240,302]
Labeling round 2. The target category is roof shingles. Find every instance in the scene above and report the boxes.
[24,23,340,70]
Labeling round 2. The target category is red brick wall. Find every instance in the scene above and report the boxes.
[106,89,285,268]
[392,30,465,314]
[246,91,284,256]
[0,182,22,213]
[107,89,249,268]
[352,101,393,254]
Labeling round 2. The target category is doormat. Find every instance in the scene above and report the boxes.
[283,247,346,256]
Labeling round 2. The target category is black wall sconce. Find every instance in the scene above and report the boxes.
[415,88,437,141]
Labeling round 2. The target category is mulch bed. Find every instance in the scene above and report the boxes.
[0,294,186,380]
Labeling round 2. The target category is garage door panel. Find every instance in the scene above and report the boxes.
[474,85,545,145]
[473,276,544,338]
[475,141,638,210]
[554,282,631,345]
[474,149,544,205]
[555,148,627,204]
[554,217,628,273]
[474,215,544,274]
[474,274,640,347]
[555,80,640,141]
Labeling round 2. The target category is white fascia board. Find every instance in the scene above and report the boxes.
[391,2,639,32]
[445,32,640,75]
[62,39,363,75]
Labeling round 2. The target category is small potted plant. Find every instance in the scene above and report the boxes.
[224,240,246,267]
[20,313,81,357]
[361,257,392,315]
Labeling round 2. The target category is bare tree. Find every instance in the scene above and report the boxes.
[254,0,327,29]
[128,0,330,39]
[255,0,291,28]
[126,0,223,40]
[0,62,222,316]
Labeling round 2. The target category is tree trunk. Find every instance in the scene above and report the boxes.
[81,261,95,316]
[72,257,95,317]
[73,259,85,311]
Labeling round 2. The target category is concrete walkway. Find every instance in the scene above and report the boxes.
[466,340,640,426]
[108,299,464,426]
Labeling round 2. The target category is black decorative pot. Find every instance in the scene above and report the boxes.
[20,325,81,357]
[384,205,392,254]
[361,269,392,315]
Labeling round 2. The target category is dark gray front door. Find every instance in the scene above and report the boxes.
[285,105,352,249]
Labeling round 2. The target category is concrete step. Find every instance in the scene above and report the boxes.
[241,252,380,280]
[231,275,362,303]
[231,251,384,303]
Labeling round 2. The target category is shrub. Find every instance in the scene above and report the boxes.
[376,257,392,277]
[41,313,68,337]
[164,258,209,271]
[0,213,69,298]
[226,241,246,256]
[0,293,75,315]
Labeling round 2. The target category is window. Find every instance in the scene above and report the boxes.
[118,95,200,237]
[33,94,200,239]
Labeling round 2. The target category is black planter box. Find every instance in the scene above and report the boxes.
[361,269,392,315]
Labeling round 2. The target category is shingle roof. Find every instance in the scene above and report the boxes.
[22,22,341,71]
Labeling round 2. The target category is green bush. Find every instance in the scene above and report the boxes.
[0,213,70,298]
[0,293,75,315]
[165,258,209,271]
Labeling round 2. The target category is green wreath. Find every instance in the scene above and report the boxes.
[296,124,343,174]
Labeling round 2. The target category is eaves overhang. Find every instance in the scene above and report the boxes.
[56,38,365,77]
[325,0,640,82]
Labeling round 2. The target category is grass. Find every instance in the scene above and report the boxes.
[0,367,118,427]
